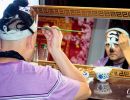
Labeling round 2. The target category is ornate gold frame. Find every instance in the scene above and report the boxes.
[32,5,130,78]
[38,60,130,79]
[32,5,130,20]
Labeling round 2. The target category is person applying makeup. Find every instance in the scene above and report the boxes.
[94,28,130,69]
[0,0,91,99]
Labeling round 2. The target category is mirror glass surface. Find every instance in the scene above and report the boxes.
[33,6,130,69]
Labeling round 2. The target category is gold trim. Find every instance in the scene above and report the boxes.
[38,60,93,69]
[32,5,130,79]
[38,60,130,79]
[32,5,130,19]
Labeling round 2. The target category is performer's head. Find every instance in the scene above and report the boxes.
[105,27,129,61]
[0,0,37,61]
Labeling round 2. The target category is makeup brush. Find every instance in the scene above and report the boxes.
[38,26,82,33]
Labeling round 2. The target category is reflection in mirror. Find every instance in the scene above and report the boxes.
[37,16,95,64]
[94,82,112,95]
[33,6,130,70]
[88,19,130,69]
[90,19,130,71]
[37,16,130,69]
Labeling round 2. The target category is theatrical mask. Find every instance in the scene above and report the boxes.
[105,28,129,49]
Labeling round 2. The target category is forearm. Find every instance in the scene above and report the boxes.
[123,46,130,66]
[50,49,87,82]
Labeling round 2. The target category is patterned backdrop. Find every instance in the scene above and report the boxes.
[37,16,95,64]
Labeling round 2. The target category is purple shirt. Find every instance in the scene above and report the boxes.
[94,57,109,66]
[0,60,80,100]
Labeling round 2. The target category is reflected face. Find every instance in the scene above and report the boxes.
[105,43,124,61]
[105,30,124,61]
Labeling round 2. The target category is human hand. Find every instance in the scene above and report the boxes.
[119,33,130,50]
[42,26,63,53]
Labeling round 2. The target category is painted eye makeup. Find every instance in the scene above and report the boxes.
[105,43,110,47]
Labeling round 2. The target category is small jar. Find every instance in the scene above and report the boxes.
[33,44,38,62]
[39,43,48,61]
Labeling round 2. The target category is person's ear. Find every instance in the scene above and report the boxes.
[26,35,33,49]
[26,34,36,49]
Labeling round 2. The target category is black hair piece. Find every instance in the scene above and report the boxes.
[0,50,25,60]
[122,60,129,69]
[2,0,28,18]
[17,10,34,33]
[0,0,34,33]
[13,0,28,7]
[105,59,129,69]
[105,59,113,66]
[3,3,19,18]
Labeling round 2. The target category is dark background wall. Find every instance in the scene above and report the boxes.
[45,0,130,8]
[109,19,130,35]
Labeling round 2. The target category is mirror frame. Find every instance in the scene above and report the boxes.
[32,5,130,20]
[32,5,130,78]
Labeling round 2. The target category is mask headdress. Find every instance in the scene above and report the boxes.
[0,0,37,40]
[105,28,129,49]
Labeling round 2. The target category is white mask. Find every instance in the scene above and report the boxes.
[105,28,129,49]
[106,30,119,49]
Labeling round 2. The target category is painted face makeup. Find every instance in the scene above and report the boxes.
[105,30,120,49]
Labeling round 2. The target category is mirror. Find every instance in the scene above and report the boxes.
[32,5,130,19]
[32,5,130,74]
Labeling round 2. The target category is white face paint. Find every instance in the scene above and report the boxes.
[105,30,120,49]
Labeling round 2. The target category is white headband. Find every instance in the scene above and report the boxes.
[106,28,129,36]
[0,21,37,40]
